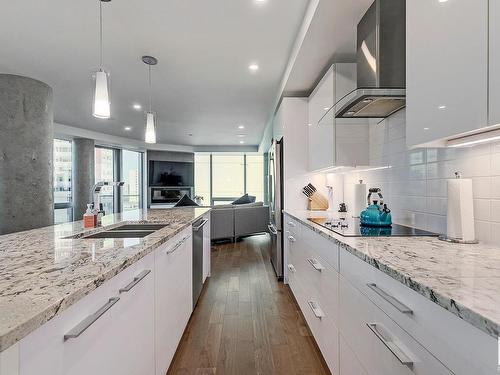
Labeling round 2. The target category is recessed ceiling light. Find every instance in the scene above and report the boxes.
[239,140,245,144]
[438,0,448,3]
[255,0,266,3]
[124,126,132,131]
[238,124,245,129]
[132,103,142,110]
[424,127,429,130]
[308,123,312,127]
[438,105,447,109]
[249,64,259,72]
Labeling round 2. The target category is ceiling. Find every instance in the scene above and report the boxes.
[0,0,309,147]
[284,0,373,96]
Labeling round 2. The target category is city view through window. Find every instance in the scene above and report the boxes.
[94,147,115,214]
[194,153,264,205]
[122,150,142,211]
[53,139,72,224]
[53,141,143,224]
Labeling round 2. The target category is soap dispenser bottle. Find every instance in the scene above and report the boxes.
[84,204,96,228]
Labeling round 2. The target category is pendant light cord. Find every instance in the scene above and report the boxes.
[99,0,103,69]
[148,65,153,112]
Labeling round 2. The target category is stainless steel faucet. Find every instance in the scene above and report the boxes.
[89,181,125,215]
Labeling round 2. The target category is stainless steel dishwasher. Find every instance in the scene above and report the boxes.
[192,217,208,308]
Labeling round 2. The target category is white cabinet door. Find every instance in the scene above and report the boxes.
[339,334,369,375]
[19,254,155,375]
[406,0,488,147]
[490,0,500,126]
[155,228,193,375]
[308,63,368,171]
[308,66,335,171]
[203,214,211,282]
[273,103,284,141]
[112,255,155,375]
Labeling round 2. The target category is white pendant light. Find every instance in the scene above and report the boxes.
[92,0,111,119]
[145,112,156,143]
[142,55,158,144]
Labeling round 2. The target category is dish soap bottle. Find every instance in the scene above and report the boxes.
[84,204,96,228]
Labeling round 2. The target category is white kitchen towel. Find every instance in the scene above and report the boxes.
[447,178,475,241]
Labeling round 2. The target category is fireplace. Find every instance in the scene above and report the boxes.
[149,187,194,207]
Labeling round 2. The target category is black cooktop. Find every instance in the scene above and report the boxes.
[307,218,439,237]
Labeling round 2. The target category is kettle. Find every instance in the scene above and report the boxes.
[360,188,392,227]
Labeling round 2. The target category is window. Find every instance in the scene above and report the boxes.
[212,155,245,202]
[95,147,116,214]
[245,155,264,202]
[122,150,142,211]
[194,153,264,205]
[53,139,72,224]
[194,154,210,206]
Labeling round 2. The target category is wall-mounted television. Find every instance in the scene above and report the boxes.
[148,160,194,187]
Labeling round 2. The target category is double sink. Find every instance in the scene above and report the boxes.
[82,224,168,239]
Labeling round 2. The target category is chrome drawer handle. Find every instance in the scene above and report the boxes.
[64,297,120,341]
[367,283,413,315]
[166,236,189,255]
[307,258,324,271]
[287,264,296,273]
[193,219,208,232]
[366,323,414,369]
[268,224,278,235]
[308,300,325,319]
[119,270,151,293]
[288,235,296,242]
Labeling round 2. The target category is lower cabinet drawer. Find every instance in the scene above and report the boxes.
[339,334,369,375]
[287,263,339,375]
[340,248,498,375]
[339,275,453,375]
[289,242,339,322]
[302,225,339,271]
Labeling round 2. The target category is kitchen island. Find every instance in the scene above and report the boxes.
[0,207,210,375]
[284,209,500,375]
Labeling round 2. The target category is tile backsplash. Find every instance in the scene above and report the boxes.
[338,109,500,244]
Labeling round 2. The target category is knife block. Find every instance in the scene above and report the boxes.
[307,192,329,211]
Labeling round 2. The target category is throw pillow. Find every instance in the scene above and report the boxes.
[232,193,255,205]
[174,194,199,207]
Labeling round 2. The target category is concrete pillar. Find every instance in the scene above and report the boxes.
[0,74,54,235]
[72,138,95,221]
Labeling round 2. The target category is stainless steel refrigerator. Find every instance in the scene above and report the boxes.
[267,138,283,279]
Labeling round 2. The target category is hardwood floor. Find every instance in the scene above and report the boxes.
[168,234,330,375]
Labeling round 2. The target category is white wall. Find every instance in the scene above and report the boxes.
[335,109,500,244]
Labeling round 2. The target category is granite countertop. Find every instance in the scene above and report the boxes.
[285,210,500,339]
[0,207,210,352]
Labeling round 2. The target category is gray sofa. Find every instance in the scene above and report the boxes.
[209,202,269,242]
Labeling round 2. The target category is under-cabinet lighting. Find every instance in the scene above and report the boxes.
[353,165,392,173]
[447,128,500,148]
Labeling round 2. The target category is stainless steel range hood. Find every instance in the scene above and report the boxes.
[335,0,406,119]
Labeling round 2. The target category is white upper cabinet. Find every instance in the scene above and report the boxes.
[308,67,335,171]
[490,0,500,126]
[308,64,369,171]
[406,0,488,147]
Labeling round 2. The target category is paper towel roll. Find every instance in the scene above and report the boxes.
[352,180,367,218]
[447,178,475,241]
